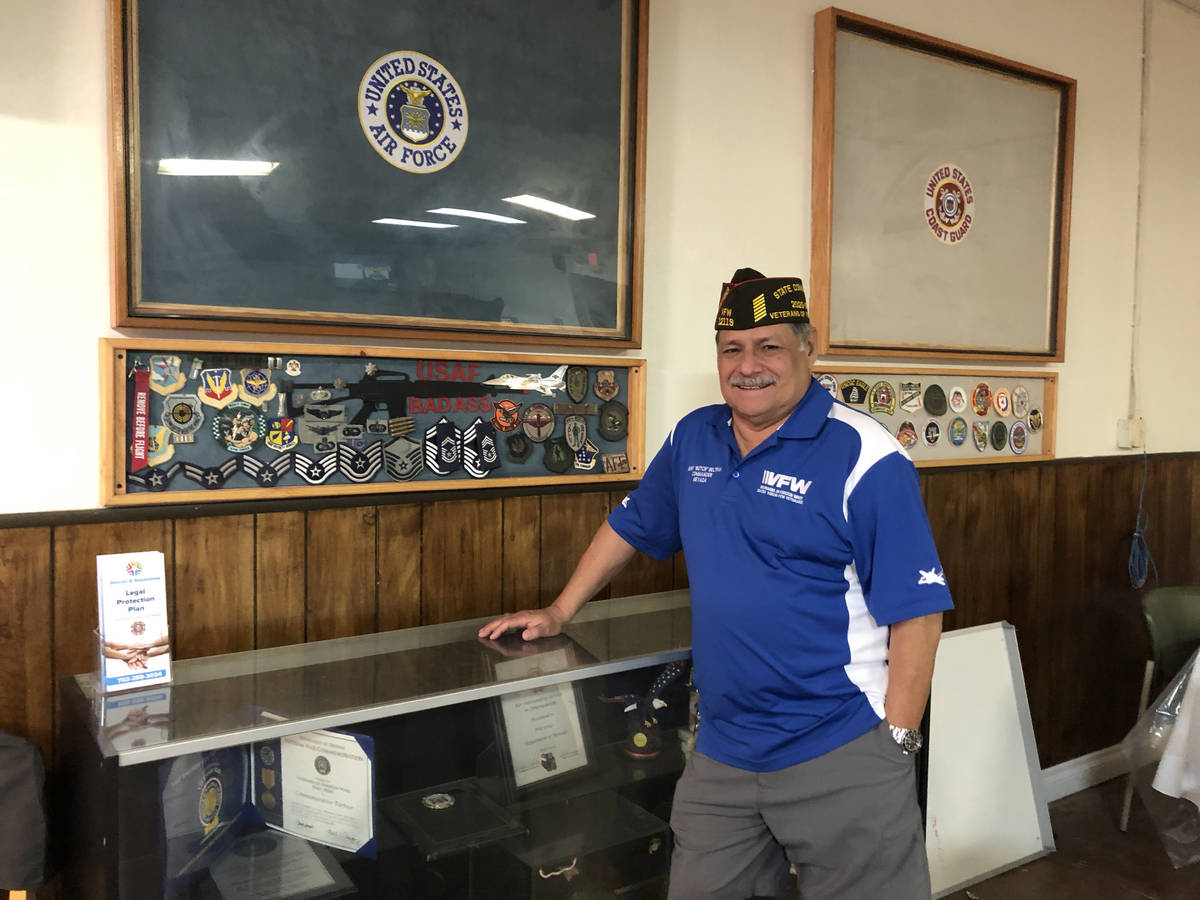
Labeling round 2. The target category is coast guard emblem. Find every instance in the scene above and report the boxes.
[358,51,468,173]
[923,164,975,245]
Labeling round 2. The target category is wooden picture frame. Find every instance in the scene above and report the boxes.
[107,0,647,347]
[102,339,645,506]
[813,366,1057,466]
[811,8,1075,361]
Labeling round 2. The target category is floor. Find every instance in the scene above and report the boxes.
[942,777,1200,899]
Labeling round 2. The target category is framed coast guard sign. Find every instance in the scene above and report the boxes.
[811,8,1075,361]
[107,0,647,346]
[102,339,645,506]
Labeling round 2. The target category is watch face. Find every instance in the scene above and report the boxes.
[901,730,923,753]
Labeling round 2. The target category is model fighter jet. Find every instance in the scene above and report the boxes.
[482,364,568,397]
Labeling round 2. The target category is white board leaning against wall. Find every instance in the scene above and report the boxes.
[926,622,1055,896]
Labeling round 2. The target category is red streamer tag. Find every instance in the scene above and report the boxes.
[131,368,150,471]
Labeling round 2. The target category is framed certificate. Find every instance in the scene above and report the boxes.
[108,0,646,346]
[485,640,595,798]
[811,8,1075,361]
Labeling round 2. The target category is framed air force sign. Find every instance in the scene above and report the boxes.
[109,0,646,346]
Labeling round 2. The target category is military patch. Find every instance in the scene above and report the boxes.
[543,436,573,474]
[389,416,416,437]
[948,416,968,446]
[240,452,293,487]
[564,415,587,451]
[285,359,302,376]
[899,382,922,412]
[162,394,204,436]
[971,382,992,417]
[492,399,522,432]
[506,432,533,463]
[337,441,384,482]
[149,356,186,395]
[238,369,278,407]
[197,368,237,409]
[147,426,175,467]
[896,420,918,449]
[292,452,336,484]
[924,421,940,446]
[127,462,180,491]
[574,439,599,471]
[1009,420,1028,455]
[463,417,501,478]
[817,373,838,397]
[948,386,968,414]
[840,378,869,405]
[213,401,264,453]
[1011,385,1030,418]
[384,434,424,481]
[265,417,299,452]
[598,400,629,442]
[424,417,463,475]
[993,387,1011,417]
[522,403,555,442]
[566,366,589,404]
[972,421,988,451]
[594,369,619,401]
[358,51,469,174]
[601,451,630,474]
[869,381,896,415]
[180,458,239,489]
[554,402,599,416]
[1028,409,1043,432]
[923,384,948,417]
[990,420,1008,451]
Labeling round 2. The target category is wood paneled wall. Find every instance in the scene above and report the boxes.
[2,454,1198,778]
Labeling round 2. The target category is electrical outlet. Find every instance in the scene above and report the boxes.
[1117,417,1146,449]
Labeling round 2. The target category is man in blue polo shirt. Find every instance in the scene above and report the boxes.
[480,267,952,899]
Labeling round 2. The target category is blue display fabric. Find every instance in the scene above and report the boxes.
[608,379,954,771]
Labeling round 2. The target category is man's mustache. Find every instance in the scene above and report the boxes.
[728,375,777,389]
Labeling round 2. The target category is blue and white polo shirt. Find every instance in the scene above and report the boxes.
[607,379,953,772]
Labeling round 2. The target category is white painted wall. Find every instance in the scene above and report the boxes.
[0,0,1195,514]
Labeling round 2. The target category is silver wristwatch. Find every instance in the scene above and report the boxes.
[889,723,923,755]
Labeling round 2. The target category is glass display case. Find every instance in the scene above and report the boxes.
[59,591,693,899]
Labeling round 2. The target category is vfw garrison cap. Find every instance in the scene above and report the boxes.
[714,267,809,331]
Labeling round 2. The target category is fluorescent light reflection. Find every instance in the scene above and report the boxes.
[372,218,458,229]
[502,194,595,221]
[157,159,279,176]
[427,207,526,224]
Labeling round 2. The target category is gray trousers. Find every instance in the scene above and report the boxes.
[667,722,930,900]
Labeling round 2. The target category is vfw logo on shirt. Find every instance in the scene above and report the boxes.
[756,469,812,505]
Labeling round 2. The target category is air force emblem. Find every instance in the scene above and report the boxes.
[358,51,468,174]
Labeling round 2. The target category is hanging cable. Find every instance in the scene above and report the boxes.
[1128,448,1158,589]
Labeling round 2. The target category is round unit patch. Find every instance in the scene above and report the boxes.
[1009,420,1029,455]
[990,420,1008,451]
[1011,385,1030,419]
[358,51,468,173]
[948,386,968,414]
[948,416,968,446]
[923,164,975,244]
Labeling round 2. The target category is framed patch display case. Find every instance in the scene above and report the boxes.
[814,366,1056,466]
[107,0,647,346]
[811,8,1075,361]
[102,339,645,506]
